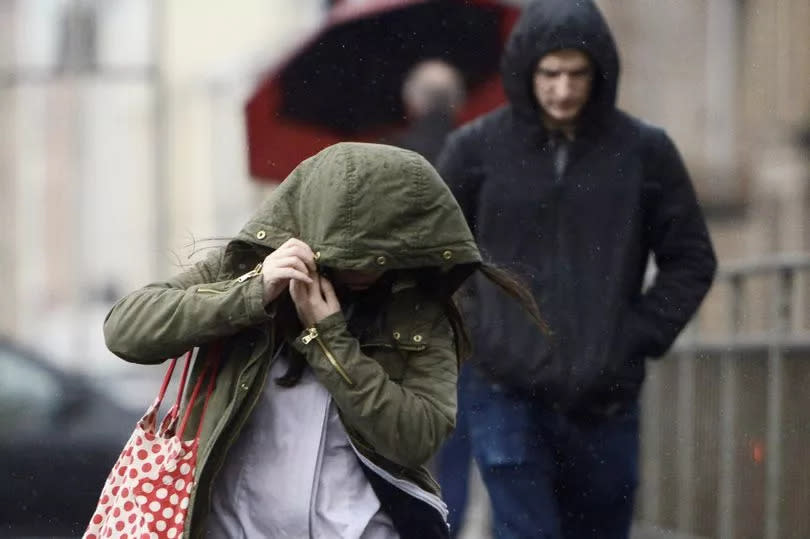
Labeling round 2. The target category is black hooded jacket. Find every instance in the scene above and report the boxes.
[437,0,716,413]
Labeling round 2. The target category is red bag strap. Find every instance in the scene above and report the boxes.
[157,351,193,401]
[177,342,223,440]
[156,357,180,406]
[174,353,192,406]
[160,351,193,427]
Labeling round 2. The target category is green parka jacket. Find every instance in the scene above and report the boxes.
[103,143,482,538]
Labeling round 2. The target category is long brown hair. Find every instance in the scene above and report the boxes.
[443,262,548,364]
[478,263,548,333]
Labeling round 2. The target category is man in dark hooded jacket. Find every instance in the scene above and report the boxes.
[437,1,716,537]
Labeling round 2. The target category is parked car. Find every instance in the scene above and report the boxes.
[0,338,140,538]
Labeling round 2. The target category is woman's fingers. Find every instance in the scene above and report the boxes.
[272,267,313,284]
[290,278,317,327]
[273,240,342,327]
[261,265,311,305]
[277,237,310,253]
[319,276,339,308]
[263,250,316,282]
[308,268,322,300]
[289,278,306,302]
[268,256,311,277]
[289,272,341,327]
[274,238,317,273]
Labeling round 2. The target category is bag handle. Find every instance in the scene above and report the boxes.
[155,351,191,402]
[157,351,193,436]
[177,342,223,440]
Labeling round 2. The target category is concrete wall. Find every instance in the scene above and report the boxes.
[0,0,324,373]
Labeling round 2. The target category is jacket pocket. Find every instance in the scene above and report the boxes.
[472,283,557,391]
[360,341,420,382]
[358,315,432,382]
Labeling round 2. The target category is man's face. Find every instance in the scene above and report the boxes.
[533,49,594,128]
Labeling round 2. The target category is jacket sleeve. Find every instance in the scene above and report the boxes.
[104,248,271,364]
[291,306,457,468]
[436,127,484,236]
[630,128,717,357]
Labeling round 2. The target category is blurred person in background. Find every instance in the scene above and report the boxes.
[437,1,717,537]
[390,59,466,164]
[102,142,543,538]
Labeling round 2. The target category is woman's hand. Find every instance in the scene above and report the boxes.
[289,273,341,327]
[260,238,317,304]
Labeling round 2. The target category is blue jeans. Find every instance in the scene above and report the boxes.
[437,364,473,537]
[465,368,640,539]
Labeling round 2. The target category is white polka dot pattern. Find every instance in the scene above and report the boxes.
[82,399,201,539]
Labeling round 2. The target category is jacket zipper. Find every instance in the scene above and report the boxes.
[189,326,272,538]
[196,287,225,294]
[236,262,263,283]
[308,399,332,533]
[348,440,449,521]
[194,263,263,295]
[185,344,237,538]
[550,137,574,404]
[302,327,355,386]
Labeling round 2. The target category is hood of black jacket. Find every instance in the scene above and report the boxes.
[501,0,620,127]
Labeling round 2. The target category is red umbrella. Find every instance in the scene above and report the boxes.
[245,0,520,182]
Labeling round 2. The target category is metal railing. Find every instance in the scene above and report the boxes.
[637,253,810,539]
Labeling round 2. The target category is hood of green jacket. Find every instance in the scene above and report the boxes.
[235,142,481,290]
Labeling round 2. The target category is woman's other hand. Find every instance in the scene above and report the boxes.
[261,238,316,304]
[289,274,341,327]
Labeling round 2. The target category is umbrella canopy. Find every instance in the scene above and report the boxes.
[246,0,520,182]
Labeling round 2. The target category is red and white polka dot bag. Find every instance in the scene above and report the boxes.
[83,345,221,539]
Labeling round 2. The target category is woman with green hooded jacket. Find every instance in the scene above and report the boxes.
[103,142,542,538]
